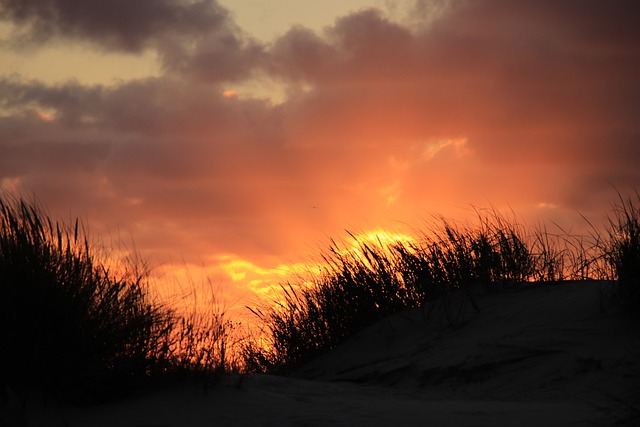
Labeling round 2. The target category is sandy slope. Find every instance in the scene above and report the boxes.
[18,281,640,426]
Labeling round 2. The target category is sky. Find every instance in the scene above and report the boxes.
[1,0,639,313]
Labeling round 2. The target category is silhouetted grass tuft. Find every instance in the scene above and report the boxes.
[602,191,640,317]
[245,210,541,373]
[0,194,232,403]
[245,196,640,374]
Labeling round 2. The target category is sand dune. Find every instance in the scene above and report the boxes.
[20,281,639,426]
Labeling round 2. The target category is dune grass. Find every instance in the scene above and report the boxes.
[598,192,640,426]
[244,197,640,374]
[0,194,232,404]
[2,188,638,405]
[601,192,640,317]
[244,211,542,373]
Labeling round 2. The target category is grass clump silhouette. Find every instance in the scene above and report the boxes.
[245,211,540,373]
[0,194,230,403]
[603,191,640,317]
[597,191,640,426]
[245,197,640,374]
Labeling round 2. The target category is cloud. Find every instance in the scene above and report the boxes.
[267,26,337,83]
[262,1,640,207]
[157,27,264,83]
[1,0,227,51]
[422,138,469,160]
[0,0,264,83]
[1,0,639,295]
[0,75,308,262]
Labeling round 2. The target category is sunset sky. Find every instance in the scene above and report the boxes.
[1,0,639,312]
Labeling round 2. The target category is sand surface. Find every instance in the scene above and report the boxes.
[16,281,640,426]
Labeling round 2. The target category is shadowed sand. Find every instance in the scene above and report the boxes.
[20,281,639,426]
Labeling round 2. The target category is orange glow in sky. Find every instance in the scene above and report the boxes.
[1,1,639,321]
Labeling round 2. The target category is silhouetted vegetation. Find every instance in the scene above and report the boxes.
[0,194,232,404]
[244,196,640,373]
[2,188,638,409]
[244,211,536,373]
[602,192,640,317]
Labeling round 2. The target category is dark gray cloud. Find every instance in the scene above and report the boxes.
[266,26,337,83]
[0,0,264,83]
[1,0,228,52]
